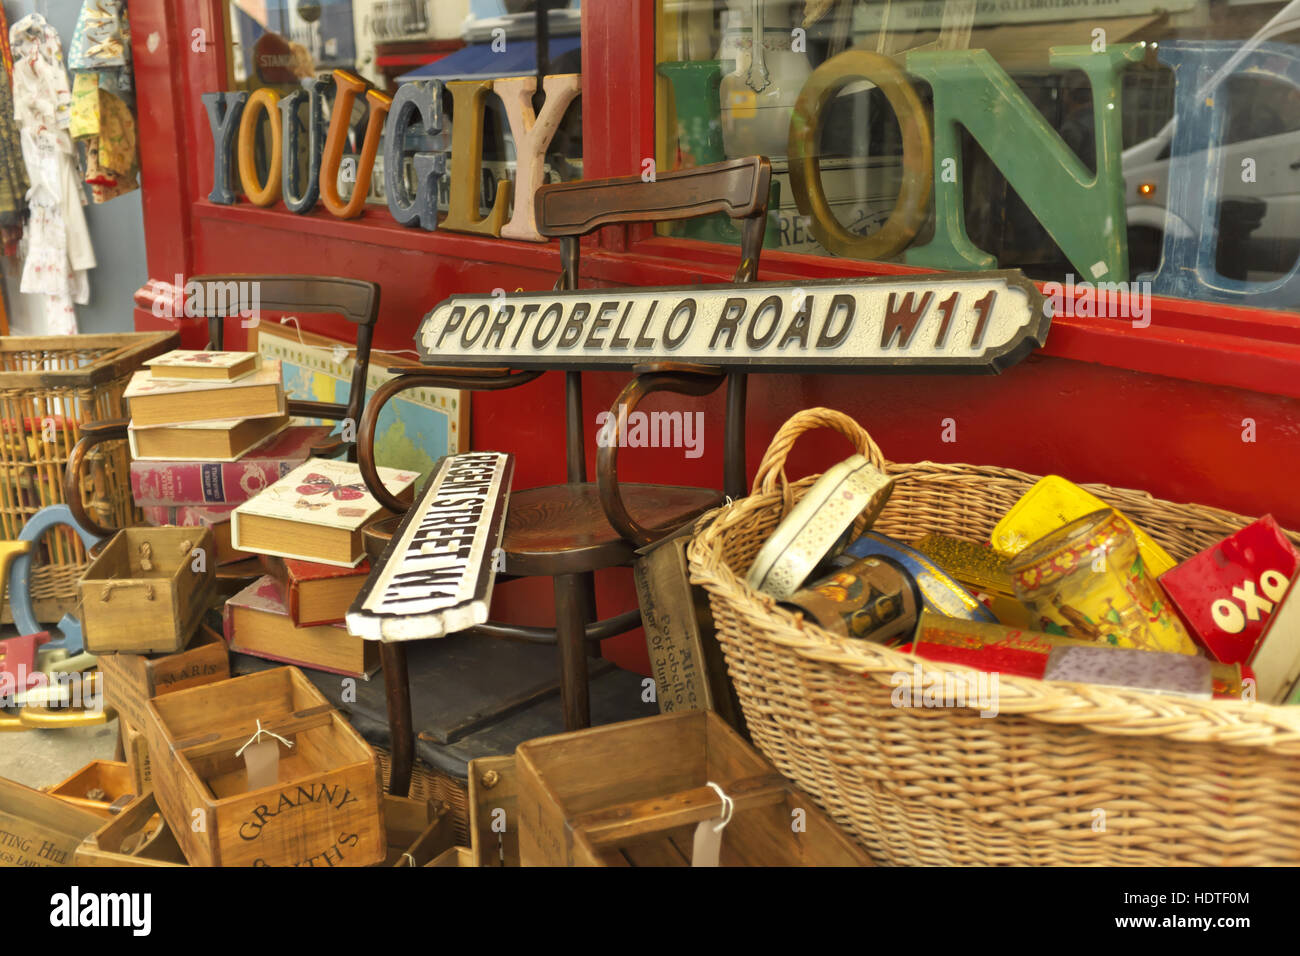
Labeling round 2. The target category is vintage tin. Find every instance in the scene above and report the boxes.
[1007,509,1197,655]
[1042,645,1212,699]
[843,531,997,622]
[780,555,920,644]
[747,454,894,600]
[991,475,1177,576]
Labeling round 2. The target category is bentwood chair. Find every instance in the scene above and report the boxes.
[63,275,381,539]
[356,156,770,796]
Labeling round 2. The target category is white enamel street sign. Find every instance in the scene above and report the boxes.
[347,452,512,642]
[417,270,1049,373]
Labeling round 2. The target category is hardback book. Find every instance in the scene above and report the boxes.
[130,424,333,506]
[258,553,371,627]
[128,414,290,462]
[231,458,419,568]
[224,576,378,679]
[123,359,285,427]
[145,349,261,382]
[141,504,253,566]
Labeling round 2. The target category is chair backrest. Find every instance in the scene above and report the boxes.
[188,274,380,445]
[533,156,771,488]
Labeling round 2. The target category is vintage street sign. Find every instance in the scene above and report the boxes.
[347,452,513,642]
[417,270,1049,373]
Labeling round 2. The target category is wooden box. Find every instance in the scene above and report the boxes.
[98,621,230,732]
[468,754,520,867]
[0,776,104,867]
[74,793,188,867]
[381,795,457,867]
[121,717,153,795]
[427,846,474,867]
[80,526,216,654]
[515,711,871,867]
[47,760,137,817]
[143,666,386,867]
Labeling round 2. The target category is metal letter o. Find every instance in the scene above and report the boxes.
[787,50,932,260]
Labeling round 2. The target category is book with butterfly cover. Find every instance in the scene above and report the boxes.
[231,458,419,567]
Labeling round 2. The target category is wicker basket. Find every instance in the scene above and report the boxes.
[688,407,1300,866]
[0,332,177,620]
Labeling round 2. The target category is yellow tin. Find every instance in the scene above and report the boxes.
[992,475,1177,577]
[1007,508,1197,655]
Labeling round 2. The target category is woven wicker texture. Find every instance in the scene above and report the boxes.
[0,339,145,611]
[688,407,1300,866]
[375,749,470,847]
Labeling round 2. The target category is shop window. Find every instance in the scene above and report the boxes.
[656,0,1300,312]
[221,0,583,213]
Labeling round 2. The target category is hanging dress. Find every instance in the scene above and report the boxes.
[10,13,95,335]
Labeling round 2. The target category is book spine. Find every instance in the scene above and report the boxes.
[287,580,303,627]
[130,459,297,506]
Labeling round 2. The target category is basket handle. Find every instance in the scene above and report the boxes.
[752,408,888,511]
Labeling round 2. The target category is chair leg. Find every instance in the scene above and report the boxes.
[380,641,414,798]
[554,572,591,731]
[577,571,599,657]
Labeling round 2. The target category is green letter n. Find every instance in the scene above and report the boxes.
[904,45,1143,283]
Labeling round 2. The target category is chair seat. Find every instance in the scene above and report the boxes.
[504,483,720,576]
[361,482,720,577]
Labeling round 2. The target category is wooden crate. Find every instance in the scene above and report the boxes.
[0,331,179,609]
[74,792,188,867]
[99,620,230,732]
[81,526,216,654]
[427,846,474,867]
[468,754,520,867]
[143,666,386,867]
[46,759,137,817]
[0,776,104,867]
[121,716,153,795]
[515,711,872,867]
[381,794,457,867]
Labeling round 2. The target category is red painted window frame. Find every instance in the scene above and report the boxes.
[132,0,1300,399]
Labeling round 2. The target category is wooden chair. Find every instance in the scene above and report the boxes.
[63,275,381,540]
[356,156,770,796]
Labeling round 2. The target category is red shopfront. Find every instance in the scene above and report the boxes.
[125,0,1300,674]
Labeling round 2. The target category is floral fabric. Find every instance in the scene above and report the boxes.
[10,13,95,335]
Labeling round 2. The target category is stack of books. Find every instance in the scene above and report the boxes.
[224,457,420,678]
[125,351,331,566]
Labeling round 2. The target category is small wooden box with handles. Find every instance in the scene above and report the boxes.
[79,526,216,654]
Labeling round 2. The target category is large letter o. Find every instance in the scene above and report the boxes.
[237,88,283,206]
[788,50,932,260]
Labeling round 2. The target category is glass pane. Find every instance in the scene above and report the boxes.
[656,0,1300,313]
[222,1,582,210]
